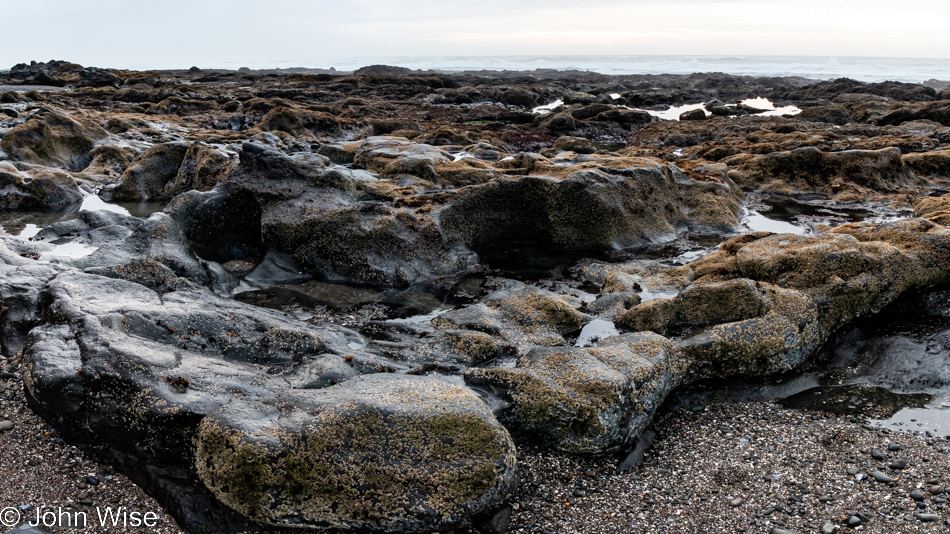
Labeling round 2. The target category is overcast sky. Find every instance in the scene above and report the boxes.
[2,0,949,70]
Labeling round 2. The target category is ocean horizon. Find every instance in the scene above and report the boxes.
[210,55,950,85]
[6,55,949,85]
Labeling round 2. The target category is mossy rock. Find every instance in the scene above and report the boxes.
[465,333,680,455]
[0,107,107,170]
[195,374,517,532]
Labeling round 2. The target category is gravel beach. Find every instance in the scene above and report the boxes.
[0,360,181,534]
[5,347,950,534]
[510,399,950,534]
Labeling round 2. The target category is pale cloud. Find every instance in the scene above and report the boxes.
[1,0,948,70]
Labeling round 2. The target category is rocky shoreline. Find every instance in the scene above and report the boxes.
[2,59,950,533]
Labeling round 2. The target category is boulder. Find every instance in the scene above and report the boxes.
[0,162,84,210]
[433,281,586,349]
[8,60,84,86]
[570,104,613,120]
[168,142,471,288]
[539,111,577,132]
[465,333,680,454]
[165,142,237,197]
[196,375,517,532]
[595,109,654,125]
[915,194,950,225]
[679,108,707,121]
[439,166,737,253]
[354,136,450,181]
[725,147,915,196]
[877,101,950,127]
[18,268,515,533]
[903,149,950,179]
[798,105,854,125]
[111,142,190,201]
[257,107,342,137]
[80,145,134,181]
[147,97,217,116]
[618,280,822,379]
[553,136,597,154]
[0,107,107,170]
[500,88,538,108]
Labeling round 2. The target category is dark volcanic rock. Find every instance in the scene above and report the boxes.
[20,269,516,533]
[257,107,342,137]
[798,104,854,125]
[111,142,190,201]
[466,333,679,454]
[0,162,84,209]
[196,374,517,531]
[725,147,915,196]
[165,142,237,197]
[501,88,539,108]
[439,166,740,253]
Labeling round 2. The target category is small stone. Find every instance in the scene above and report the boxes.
[820,522,836,534]
[927,485,943,495]
[473,505,512,534]
[771,528,801,534]
[871,471,895,484]
[846,468,859,476]
[916,513,939,522]
[846,515,861,528]
[730,496,744,507]
[888,444,902,451]
[889,459,907,470]
[911,490,926,502]
[0,420,13,431]
[871,449,885,461]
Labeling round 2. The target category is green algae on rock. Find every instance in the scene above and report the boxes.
[195,374,517,532]
[465,333,680,455]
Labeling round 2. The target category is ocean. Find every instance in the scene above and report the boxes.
[298,55,950,84]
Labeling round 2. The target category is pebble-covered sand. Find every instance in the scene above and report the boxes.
[0,360,181,533]
[510,401,950,534]
[4,352,950,534]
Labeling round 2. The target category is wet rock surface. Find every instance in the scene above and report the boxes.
[3,63,950,533]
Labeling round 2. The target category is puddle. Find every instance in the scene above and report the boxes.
[743,209,809,235]
[0,196,166,239]
[532,99,564,114]
[479,244,612,281]
[642,103,709,121]
[102,199,167,219]
[43,242,98,259]
[12,223,42,240]
[777,384,931,419]
[638,287,680,302]
[739,97,802,117]
[636,98,801,122]
[388,307,451,325]
[575,319,619,347]
[874,407,950,435]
